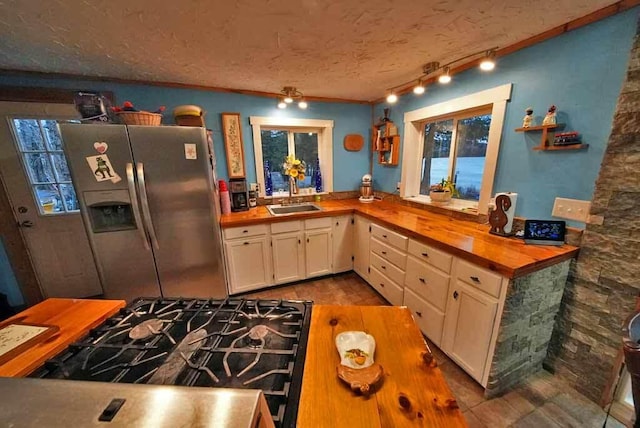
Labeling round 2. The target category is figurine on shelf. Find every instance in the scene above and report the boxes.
[542,105,557,126]
[522,107,534,128]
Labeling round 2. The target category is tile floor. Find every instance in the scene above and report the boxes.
[242,272,627,428]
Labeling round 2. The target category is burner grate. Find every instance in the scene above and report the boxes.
[31,297,312,428]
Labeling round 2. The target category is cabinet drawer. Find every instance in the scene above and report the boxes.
[370,238,407,270]
[370,267,404,306]
[456,259,503,299]
[407,240,452,274]
[371,252,405,286]
[223,224,268,240]
[404,288,445,346]
[271,220,302,234]
[305,217,332,230]
[371,224,408,251]
[405,256,449,312]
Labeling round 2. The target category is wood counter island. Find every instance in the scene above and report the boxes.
[297,305,467,427]
[0,298,125,377]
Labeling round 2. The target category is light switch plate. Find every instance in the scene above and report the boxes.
[552,197,591,222]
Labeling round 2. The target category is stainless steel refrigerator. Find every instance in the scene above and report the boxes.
[59,123,227,302]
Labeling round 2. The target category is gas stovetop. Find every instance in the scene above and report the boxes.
[31,298,313,428]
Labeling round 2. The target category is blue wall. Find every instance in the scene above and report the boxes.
[0,76,372,192]
[373,8,639,223]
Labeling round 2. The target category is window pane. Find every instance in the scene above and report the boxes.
[23,153,55,183]
[261,130,289,193]
[453,114,491,201]
[41,120,63,150]
[13,119,45,151]
[294,133,319,189]
[59,184,79,211]
[50,153,72,182]
[34,184,63,213]
[420,119,453,195]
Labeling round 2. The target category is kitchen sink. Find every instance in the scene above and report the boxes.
[267,203,323,216]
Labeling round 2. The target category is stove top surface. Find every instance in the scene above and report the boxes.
[32,297,312,428]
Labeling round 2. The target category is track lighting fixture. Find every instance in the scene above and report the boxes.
[480,50,496,71]
[383,47,498,103]
[298,100,308,109]
[277,99,287,109]
[438,67,452,84]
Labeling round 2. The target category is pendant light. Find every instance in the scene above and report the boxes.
[277,87,308,109]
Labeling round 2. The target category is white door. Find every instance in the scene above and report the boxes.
[224,237,272,293]
[305,228,332,278]
[272,232,305,284]
[442,280,498,382]
[332,215,353,273]
[0,102,102,298]
[354,215,370,281]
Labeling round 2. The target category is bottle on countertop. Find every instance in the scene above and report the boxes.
[219,179,231,215]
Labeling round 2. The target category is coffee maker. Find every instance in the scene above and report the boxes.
[229,178,249,212]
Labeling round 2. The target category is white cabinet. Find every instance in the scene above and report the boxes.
[332,215,353,273]
[441,279,499,383]
[272,231,305,284]
[353,215,371,281]
[305,229,332,278]
[224,236,272,294]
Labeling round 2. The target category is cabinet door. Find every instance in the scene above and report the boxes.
[353,216,371,281]
[305,228,332,278]
[441,280,498,383]
[272,232,305,284]
[332,215,353,273]
[224,237,272,294]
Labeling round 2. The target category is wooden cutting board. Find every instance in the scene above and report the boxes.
[344,134,364,151]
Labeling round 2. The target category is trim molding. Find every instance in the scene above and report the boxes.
[249,116,334,198]
[0,86,114,104]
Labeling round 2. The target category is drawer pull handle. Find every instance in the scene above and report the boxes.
[381,251,387,255]
[421,252,429,257]
[380,283,385,288]
[381,265,386,270]
[298,239,301,244]
[336,221,339,226]
[470,276,480,283]
[243,242,249,245]
[382,234,388,238]
[453,290,459,299]
[307,238,310,243]
[416,311,423,317]
[419,277,426,283]
[242,230,249,233]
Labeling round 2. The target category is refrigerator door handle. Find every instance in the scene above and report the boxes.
[136,162,160,250]
[126,163,150,251]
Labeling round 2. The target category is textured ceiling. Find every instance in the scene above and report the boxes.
[0,0,616,101]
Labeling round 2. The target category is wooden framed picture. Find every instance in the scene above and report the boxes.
[221,112,246,178]
[0,322,59,366]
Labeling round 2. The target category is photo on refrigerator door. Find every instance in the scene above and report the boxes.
[85,154,121,183]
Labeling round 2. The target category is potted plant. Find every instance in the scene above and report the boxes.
[429,177,459,203]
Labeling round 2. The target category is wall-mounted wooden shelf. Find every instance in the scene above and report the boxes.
[373,122,400,166]
[533,144,589,151]
[514,123,587,151]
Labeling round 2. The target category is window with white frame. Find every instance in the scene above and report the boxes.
[250,117,333,198]
[400,84,512,213]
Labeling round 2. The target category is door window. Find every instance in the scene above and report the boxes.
[10,119,79,214]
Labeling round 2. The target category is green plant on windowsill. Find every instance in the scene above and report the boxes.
[429,177,459,203]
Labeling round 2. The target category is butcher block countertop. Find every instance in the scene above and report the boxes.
[0,298,125,377]
[297,305,466,427]
[220,199,579,278]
